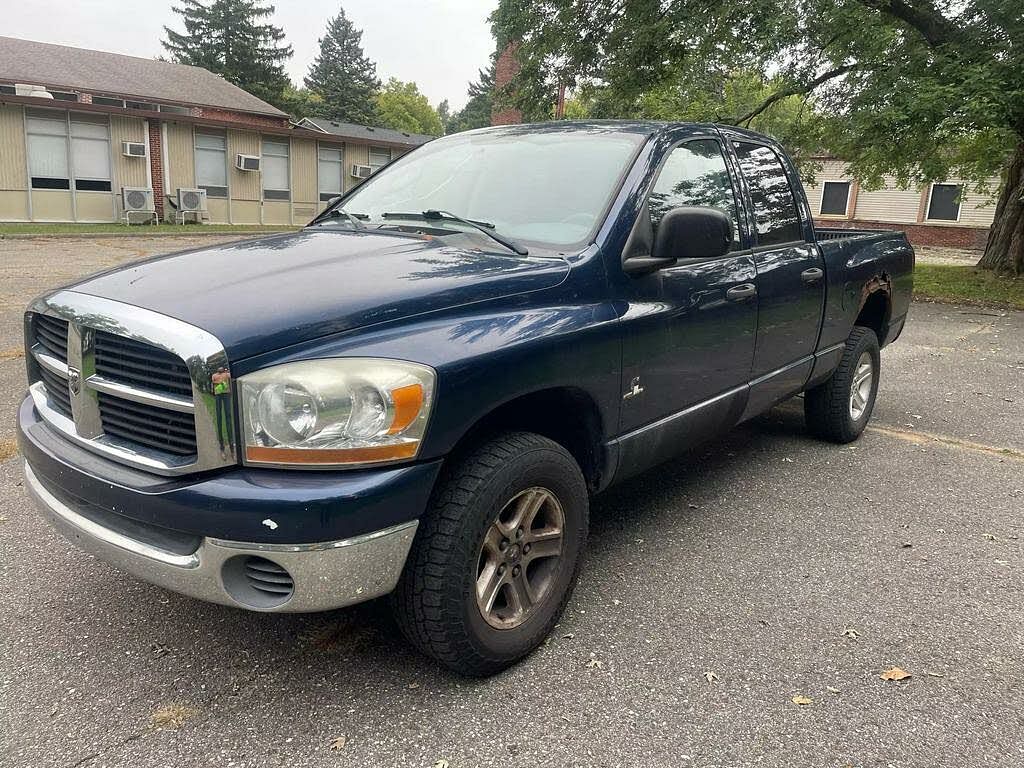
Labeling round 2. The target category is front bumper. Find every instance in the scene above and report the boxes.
[18,396,441,612]
[24,462,416,612]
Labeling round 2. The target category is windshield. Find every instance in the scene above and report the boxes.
[334,126,645,248]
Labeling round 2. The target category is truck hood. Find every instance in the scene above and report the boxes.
[70,229,570,360]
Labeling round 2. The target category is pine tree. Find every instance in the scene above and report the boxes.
[163,0,293,110]
[446,63,495,134]
[304,6,381,125]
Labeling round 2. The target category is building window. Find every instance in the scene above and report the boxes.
[70,114,111,192]
[927,183,962,221]
[819,181,851,216]
[195,131,228,198]
[262,139,290,201]
[126,101,158,111]
[317,145,344,201]
[50,91,78,102]
[0,84,15,95]
[368,146,391,172]
[91,96,125,108]
[733,141,803,246]
[26,109,70,190]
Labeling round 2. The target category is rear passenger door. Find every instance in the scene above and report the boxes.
[728,138,825,413]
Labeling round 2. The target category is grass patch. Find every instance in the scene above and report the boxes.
[914,264,1024,310]
[150,703,197,729]
[0,222,301,237]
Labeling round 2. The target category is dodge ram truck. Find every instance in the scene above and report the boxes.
[18,121,914,676]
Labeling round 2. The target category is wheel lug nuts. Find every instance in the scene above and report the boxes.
[516,528,524,540]
[523,544,531,554]
[498,564,506,575]
[499,539,509,551]
[512,565,521,577]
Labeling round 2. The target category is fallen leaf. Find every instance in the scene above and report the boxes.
[842,628,859,640]
[407,682,420,689]
[433,761,450,768]
[925,671,945,678]
[586,653,604,669]
[150,703,196,729]
[880,667,912,681]
[983,533,996,541]
[791,695,814,706]
[901,542,913,549]
[703,671,718,683]
[562,633,575,640]
[329,736,347,751]
[826,686,841,694]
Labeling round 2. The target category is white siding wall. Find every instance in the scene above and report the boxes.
[854,176,922,223]
[803,159,849,215]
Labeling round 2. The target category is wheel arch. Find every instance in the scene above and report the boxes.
[855,277,892,344]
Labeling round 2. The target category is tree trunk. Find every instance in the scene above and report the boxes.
[978,142,1024,275]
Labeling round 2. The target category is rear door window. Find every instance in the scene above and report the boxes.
[733,142,803,246]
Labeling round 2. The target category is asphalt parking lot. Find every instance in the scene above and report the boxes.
[1,236,1022,768]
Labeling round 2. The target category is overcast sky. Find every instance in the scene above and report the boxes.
[3,0,498,109]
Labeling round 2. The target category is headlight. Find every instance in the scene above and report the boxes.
[239,358,435,467]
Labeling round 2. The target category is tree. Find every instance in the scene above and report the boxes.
[304,6,381,125]
[375,79,444,135]
[437,99,452,130]
[279,86,324,120]
[163,0,293,110]
[493,0,1024,274]
[446,63,496,134]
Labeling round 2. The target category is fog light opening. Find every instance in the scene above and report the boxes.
[221,555,295,609]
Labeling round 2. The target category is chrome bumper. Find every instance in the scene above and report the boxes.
[24,462,417,613]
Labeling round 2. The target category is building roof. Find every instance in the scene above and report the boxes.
[0,36,287,117]
[298,117,435,148]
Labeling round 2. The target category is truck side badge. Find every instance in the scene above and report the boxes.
[623,377,644,400]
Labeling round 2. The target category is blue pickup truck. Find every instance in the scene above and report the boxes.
[19,121,913,675]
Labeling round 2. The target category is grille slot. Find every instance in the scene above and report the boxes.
[33,314,69,362]
[38,366,73,419]
[244,557,295,596]
[95,331,193,397]
[98,392,197,456]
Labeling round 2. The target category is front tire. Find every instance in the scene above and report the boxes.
[391,432,589,676]
[804,326,881,443]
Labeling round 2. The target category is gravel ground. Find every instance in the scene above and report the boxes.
[1,236,1023,768]
[913,246,982,266]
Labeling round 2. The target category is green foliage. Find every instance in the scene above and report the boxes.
[375,79,444,136]
[279,86,323,120]
[446,63,496,134]
[162,0,293,110]
[304,5,381,125]
[492,0,1024,190]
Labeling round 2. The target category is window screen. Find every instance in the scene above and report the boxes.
[368,146,391,170]
[195,131,227,196]
[26,110,69,188]
[927,184,961,221]
[820,181,850,216]
[262,139,290,200]
[648,139,740,249]
[318,145,344,201]
[70,116,111,191]
[734,141,803,246]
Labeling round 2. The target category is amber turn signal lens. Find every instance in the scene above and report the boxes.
[388,383,424,434]
[246,442,419,465]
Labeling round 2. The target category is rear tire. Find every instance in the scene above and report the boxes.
[391,432,588,677]
[804,326,880,443]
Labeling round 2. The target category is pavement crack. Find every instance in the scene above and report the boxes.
[68,731,145,768]
[869,424,1024,462]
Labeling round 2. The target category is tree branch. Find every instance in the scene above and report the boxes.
[855,0,958,48]
[725,64,857,127]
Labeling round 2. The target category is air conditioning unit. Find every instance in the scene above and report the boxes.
[122,187,155,213]
[15,83,53,99]
[236,154,261,172]
[351,164,372,179]
[122,141,146,158]
[177,187,207,212]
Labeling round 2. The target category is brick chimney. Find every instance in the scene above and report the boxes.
[492,42,523,126]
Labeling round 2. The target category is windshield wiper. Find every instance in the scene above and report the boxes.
[310,207,367,229]
[380,210,529,256]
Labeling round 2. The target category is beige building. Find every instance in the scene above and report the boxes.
[0,37,433,226]
[804,156,999,249]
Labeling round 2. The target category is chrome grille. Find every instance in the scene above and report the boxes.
[95,331,193,397]
[26,291,236,476]
[97,392,198,456]
[38,365,73,419]
[33,314,69,362]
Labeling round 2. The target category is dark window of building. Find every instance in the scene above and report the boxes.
[0,84,15,95]
[31,177,71,190]
[927,184,962,221]
[733,141,803,246]
[820,181,850,216]
[126,101,158,111]
[50,91,78,102]
[75,179,112,192]
[91,96,125,107]
[648,139,741,249]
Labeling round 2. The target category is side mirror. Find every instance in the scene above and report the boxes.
[623,206,732,276]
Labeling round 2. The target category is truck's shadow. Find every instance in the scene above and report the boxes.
[84,401,811,690]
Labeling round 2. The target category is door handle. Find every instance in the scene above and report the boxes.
[801,267,824,284]
[726,283,757,301]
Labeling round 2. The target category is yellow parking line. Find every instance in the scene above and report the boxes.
[868,424,1024,462]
